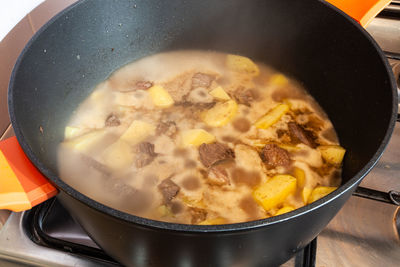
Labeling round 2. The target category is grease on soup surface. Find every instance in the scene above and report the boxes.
[58,51,345,224]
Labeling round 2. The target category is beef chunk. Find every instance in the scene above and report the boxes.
[136,142,156,155]
[81,155,111,176]
[304,115,324,132]
[199,143,235,168]
[134,142,157,168]
[276,129,286,138]
[276,129,292,143]
[288,122,317,148]
[208,164,230,185]
[105,114,121,127]
[107,180,130,194]
[194,102,216,109]
[163,72,193,102]
[158,178,180,203]
[112,80,153,92]
[133,81,153,90]
[233,87,259,106]
[105,181,153,213]
[175,100,216,110]
[189,207,207,224]
[156,121,177,137]
[260,144,291,169]
[187,87,214,104]
[191,72,215,89]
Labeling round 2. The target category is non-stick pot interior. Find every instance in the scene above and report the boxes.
[9,0,395,193]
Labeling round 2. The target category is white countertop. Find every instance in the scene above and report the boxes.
[0,0,44,42]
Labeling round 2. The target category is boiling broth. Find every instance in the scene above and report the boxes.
[58,51,344,224]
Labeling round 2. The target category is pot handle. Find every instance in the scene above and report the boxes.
[0,136,58,212]
[326,0,391,28]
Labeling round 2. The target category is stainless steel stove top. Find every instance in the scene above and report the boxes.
[0,2,399,267]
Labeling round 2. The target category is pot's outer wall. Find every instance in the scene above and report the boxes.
[8,0,397,266]
[59,188,352,267]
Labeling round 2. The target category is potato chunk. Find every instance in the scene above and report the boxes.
[226,54,260,76]
[101,140,134,170]
[201,100,238,127]
[254,103,289,129]
[64,130,107,153]
[293,167,306,188]
[275,206,295,216]
[270,73,289,86]
[157,205,173,217]
[317,145,346,165]
[276,143,299,152]
[197,217,226,225]
[64,126,88,139]
[209,86,231,101]
[120,120,155,145]
[307,186,337,204]
[301,187,313,204]
[181,129,216,147]
[252,174,297,211]
[148,85,174,108]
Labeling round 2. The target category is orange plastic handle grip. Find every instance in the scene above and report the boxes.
[326,0,391,28]
[0,136,57,212]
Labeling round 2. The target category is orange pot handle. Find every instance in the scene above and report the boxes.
[326,0,391,28]
[0,136,58,212]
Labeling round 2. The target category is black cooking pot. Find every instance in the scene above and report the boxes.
[7,0,398,266]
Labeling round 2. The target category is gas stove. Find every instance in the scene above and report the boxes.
[0,2,399,267]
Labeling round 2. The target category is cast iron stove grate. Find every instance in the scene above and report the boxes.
[24,199,120,266]
[23,198,317,267]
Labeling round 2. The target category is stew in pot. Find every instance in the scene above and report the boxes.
[57,51,345,224]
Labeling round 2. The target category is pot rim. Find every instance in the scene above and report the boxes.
[8,0,398,233]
